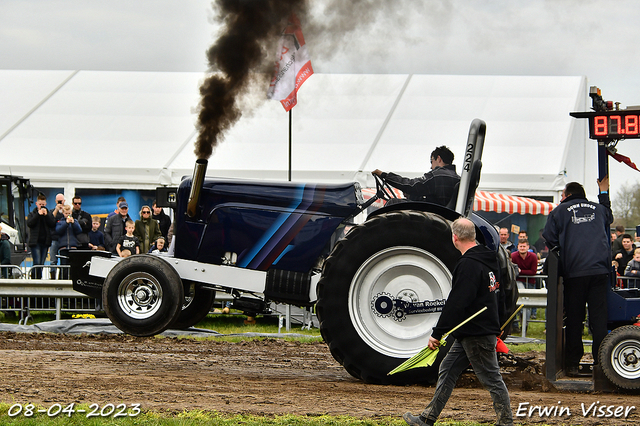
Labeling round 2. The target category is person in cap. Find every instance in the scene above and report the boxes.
[104,201,132,254]
[107,196,126,219]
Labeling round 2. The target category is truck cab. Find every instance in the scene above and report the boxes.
[0,175,32,266]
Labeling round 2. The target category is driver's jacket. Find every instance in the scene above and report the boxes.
[381,164,460,206]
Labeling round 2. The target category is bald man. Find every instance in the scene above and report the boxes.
[403,218,512,426]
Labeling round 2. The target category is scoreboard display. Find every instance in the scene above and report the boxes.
[570,110,640,140]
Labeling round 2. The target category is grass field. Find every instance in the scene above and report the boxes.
[0,403,553,426]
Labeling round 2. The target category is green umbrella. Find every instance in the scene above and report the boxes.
[388,306,488,375]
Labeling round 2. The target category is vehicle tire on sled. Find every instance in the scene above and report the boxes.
[172,282,216,330]
[102,255,184,337]
[598,325,640,389]
[316,210,460,385]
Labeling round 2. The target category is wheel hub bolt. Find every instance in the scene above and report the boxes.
[135,289,149,301]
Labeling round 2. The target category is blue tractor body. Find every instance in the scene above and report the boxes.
[173,178,361,273]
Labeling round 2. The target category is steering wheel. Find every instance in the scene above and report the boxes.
[372,172,399,201]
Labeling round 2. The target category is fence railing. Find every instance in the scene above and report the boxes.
[0,264,97,324]
[514,275,547,338]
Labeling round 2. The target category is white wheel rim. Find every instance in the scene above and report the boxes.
[611,338,640,380]
[117,272,163,319]
[348,246,452,358]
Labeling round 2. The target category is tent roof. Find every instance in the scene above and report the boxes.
[0,70,590,198]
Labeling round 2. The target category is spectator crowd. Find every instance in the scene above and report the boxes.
[25,194,172,279]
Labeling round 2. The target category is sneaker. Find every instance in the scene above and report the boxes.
[403,412,429,426]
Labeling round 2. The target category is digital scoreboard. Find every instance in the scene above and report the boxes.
[570,86,635,180]
[570,110,640,140]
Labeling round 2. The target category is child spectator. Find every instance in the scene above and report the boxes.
[148,237,168,254]
[624,247,640,277]
[88,216,106,251]
[116,220,140,258]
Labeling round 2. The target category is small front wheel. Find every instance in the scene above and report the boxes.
[599,325,640,389]
[102,255,184,336]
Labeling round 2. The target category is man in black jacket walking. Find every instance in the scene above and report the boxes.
[403,217,512,426]
[543,177,612,375]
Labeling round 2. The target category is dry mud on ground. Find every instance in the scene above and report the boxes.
[0,332,639,425]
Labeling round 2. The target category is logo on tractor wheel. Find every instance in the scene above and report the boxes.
[371,292,445,322]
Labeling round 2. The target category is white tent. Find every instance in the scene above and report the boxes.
[0,70,591,201]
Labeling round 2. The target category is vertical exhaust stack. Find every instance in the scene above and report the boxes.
[455,119,486,217]
[187,159,208,218]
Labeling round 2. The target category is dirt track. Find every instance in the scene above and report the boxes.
[0,332,639,425]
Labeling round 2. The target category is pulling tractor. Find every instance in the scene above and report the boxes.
[70,119,519,385]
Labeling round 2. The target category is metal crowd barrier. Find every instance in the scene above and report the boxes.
[0,265,97,324]
[0,266,311,330]
[615,275,640,290]
[515,275,548,338]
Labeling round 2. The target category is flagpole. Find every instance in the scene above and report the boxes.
[288,109,292,181]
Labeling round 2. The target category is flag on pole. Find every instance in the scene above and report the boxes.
[608,149,640,173]
[267,13,314,111]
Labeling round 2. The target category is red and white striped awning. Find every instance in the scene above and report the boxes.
[473,191,556,216]
[362,188,556,215]
[361,187,405,208]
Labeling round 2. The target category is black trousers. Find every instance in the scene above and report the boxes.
[563,274,609,366]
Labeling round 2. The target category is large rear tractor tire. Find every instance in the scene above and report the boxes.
[598,325,640,389]
[171,282,216,330]
[102,255,184,337]
[316,210,460,385]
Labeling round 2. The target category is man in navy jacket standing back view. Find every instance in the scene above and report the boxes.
[542,177,612,376]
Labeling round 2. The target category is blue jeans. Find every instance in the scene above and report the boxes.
[30,244,49,279]
[49,240,60,265]
[421,335,513,426]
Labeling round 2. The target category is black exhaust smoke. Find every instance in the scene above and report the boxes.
[194,0,420,161]
[189,0,429,216]
[195,0,307,161]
